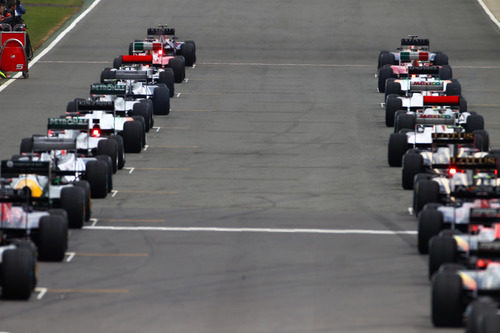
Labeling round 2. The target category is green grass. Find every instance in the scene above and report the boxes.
[22,1,83,49]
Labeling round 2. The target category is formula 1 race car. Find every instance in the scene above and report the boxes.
[1,158,86,229]
[401,132,486,189]
[427,209,500,277]
[432,263,500,328]
[413,156,498,215]
[18,136,111,199]
[377,37,450,92]
[387,122,488,167]
[0,233,37,299]
[144,26,196,66]
[95,70,172,113]
[0,167,68,262]
[64,101,144,156]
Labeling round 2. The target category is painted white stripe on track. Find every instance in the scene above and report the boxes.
[0,0,102,93]
[477,0,500,29]
[83,226,417,235]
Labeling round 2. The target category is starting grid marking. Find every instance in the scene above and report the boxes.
[83,225,417,235]
[35,287,128,300]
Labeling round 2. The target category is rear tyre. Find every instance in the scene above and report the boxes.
[95,155,113,193]
[445,80,461,96]
[402,152,423,190]
[418,208,444,254]
[74,181,91,221]
[97,139,118,174]
[168,56,185,83]
[473,129,489,152]
[466,115,484,133]
[180,42,195,66]
[439,65,452,80]
[110,135,125,169]
[429,235,457,278]
[60,186,85,229]
[153,86,170,115]
[100,68,115,83]
[159,68,175,97]
[132,102,151,132]
[86,160,109,198]
[432,272,464,327]
[20,137,33,154]
[414,179,440,214]
[385,80,402,97]
[385,94,402,127]
[388,133,408,167]
[465,298,497,333]
[1,249,34,299]
[481,313,500,333]
[113,56,122,69]
[122,120,143,153]
[434,52,449,66]
[38,215,68,261]
[378,65,394,93]
[394,114,415,133]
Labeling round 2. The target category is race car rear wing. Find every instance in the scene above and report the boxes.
[407,66,440,76]
[399,51,429,63]
[401,38,429,47]
[147,27,175,36]
[74,100,115,112]
[47,117,89,131]
[113,70,150,81]
[120,55,153,65]
[32,137,77,152]
[90,83,126,96]
[431,132,475,146]
[0,160,51,177]
[409,81,444,92]
[423,95,460,106]
[450,157,497,169]
[0,184,31,203]
[415,115,455,126]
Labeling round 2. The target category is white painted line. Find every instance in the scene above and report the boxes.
[0,0,102,93]
[192,64,196,69]
[83,226,417,235]
[184,78,189,83]
[111,190,118,198]
[380,102,385,109]
[65,252,76,263]
[38,60,109,64]
[200,62,371,68]
[124,167,135,174]
[408,207,414,215]
[155,126,161,133]
[90,218,98,227]
[35,287,48,300]
[374,73,378,78]
[176,92,182,98]
[144,145,149,151]
[477,0,500,29]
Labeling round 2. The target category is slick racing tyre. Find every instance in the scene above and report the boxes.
[110,135,126,169]
[185,40,196,63]
[473,129,489,152]
[465,298,497,333]
[1,248,34,299]
[429,234,457,278]
[180,42,196,67]
[95,155,113,193]
[100,67,115,83]
[74,181,91,221]
[481,313,500,333]
[439,65,452,80]
[38,215,68,261]
[414,179,440,214]
[385,94,402,127]
[132,116,147,148]
[378,64,395,93]
[113,56,122,69]
[394,114,415,133]
[60,186,85,229]
[402,152,423,190]
[466,115,484,133]
[432,271,464,327]
[460,95,468,113]
[417,207,444,254]
[388,133,408,167]
[434,52,449,66]
[379,52,396,69]
[97,139,118,174]
[384,79,402,98]
[159,68,175,97]
[86,160,109,198]
[132,102,152,132]
[19,137,33,153]
[168,56,185,83]
[122,120,143,153]
[153,85,170,115]
[445,80,461,96]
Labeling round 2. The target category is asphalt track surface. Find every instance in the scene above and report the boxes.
[0,0,500,332]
